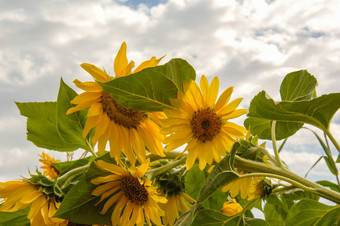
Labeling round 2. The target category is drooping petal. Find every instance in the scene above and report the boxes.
[73,79,103,92]
[81,63,111,82]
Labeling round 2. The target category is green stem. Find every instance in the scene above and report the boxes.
[271,121,284,168]
[234,156,340,204]
[239,173,315,193]
[57,165,90,189]
[147,156,186,179]
[86,139,98,158]
[325,130,340,154]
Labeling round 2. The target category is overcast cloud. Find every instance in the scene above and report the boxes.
[0,0,339,183]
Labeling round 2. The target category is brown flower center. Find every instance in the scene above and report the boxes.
[191,108,222,143]
[120,176,148,205]
[101,92,147,129]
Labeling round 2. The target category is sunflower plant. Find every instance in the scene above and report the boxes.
[1,42,340,226]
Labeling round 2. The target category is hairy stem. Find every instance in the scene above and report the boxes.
[325,129,340,154]
[271,121,284,168]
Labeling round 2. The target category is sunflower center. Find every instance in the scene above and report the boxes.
[120,176,148,205]
[191,108,221,143]
[101,92,147,129]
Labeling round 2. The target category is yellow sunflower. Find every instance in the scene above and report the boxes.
[91,159,167,226]
[66,42,165,164]
[221,199,243,216]
[161,75,247,170]
[161,192,195,226]
[0,180,67,226]
[38,152,60,180]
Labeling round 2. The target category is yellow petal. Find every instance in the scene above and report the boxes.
[222,109,247,120]
[83,115,102,137]
[133,56,165,73]
[207,76,219,107]
[91,175,121,185]
[73,79,103,92]
[215,86,233,112]
[218,98,243,115]
[100,191,122,215]
[95,160,128,175]
[114,42,129,77]
[70,92,102,105]
[81,63,111,82]
[87,103,103,117]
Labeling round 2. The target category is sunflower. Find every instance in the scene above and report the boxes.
[38,152,60,180]
[66,42,165,165]
[161,75,247,170]
[221,199,243,216]
[0,180,67,226]
[91,159,167,226]
[248,177,272,200]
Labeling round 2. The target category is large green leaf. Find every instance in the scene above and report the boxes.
[100,58,196,112]
[175,143,240,226]
[16,102,78,151]
[245,91,340,140]
[285,199,340,225]
[56,78,90,151]
[280,70,317,101]
[264,191,314,226]
[185,164,205,199]
[54,153,114,225]
[191,209,269,226]
[0,207,30,226]
[245,70,318,140]
[16,79,91,152]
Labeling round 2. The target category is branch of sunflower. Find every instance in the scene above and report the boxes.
[234,156,340,204]
[271,120,284,168]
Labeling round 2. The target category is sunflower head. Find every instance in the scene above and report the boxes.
[66,42,165,165]
[0,177,67,225]
[38,152,61,180]
[248,177,272,200]
[91,159,167,226]
[162,75,247,170]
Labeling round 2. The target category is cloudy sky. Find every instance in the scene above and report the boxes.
[1,0,339,186]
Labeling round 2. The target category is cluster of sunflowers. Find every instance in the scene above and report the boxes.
[2,42,339,226]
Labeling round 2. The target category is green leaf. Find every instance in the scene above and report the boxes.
[16,102,77,151]
[280,70,317,101]
[53,156,94,177]
[285,199,340,225]
[191,209,269,226]
[0,208,30,226]
[176,143,240,226]
[100,58,196,112]
[185,164,205,199]
[56,78,91,152]
[54,153,114,225]
[316,181,340,193]
[264,190,319,226]
[245,91,340,140]
[196,142,239,206]
[245,70,318,140]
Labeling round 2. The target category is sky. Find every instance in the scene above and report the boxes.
[1,0,340,187]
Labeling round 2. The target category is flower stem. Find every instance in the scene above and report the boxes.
[234,156,340,204]
[86,139,98,158]
[147,156,186,179]
[271,121,284,168]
